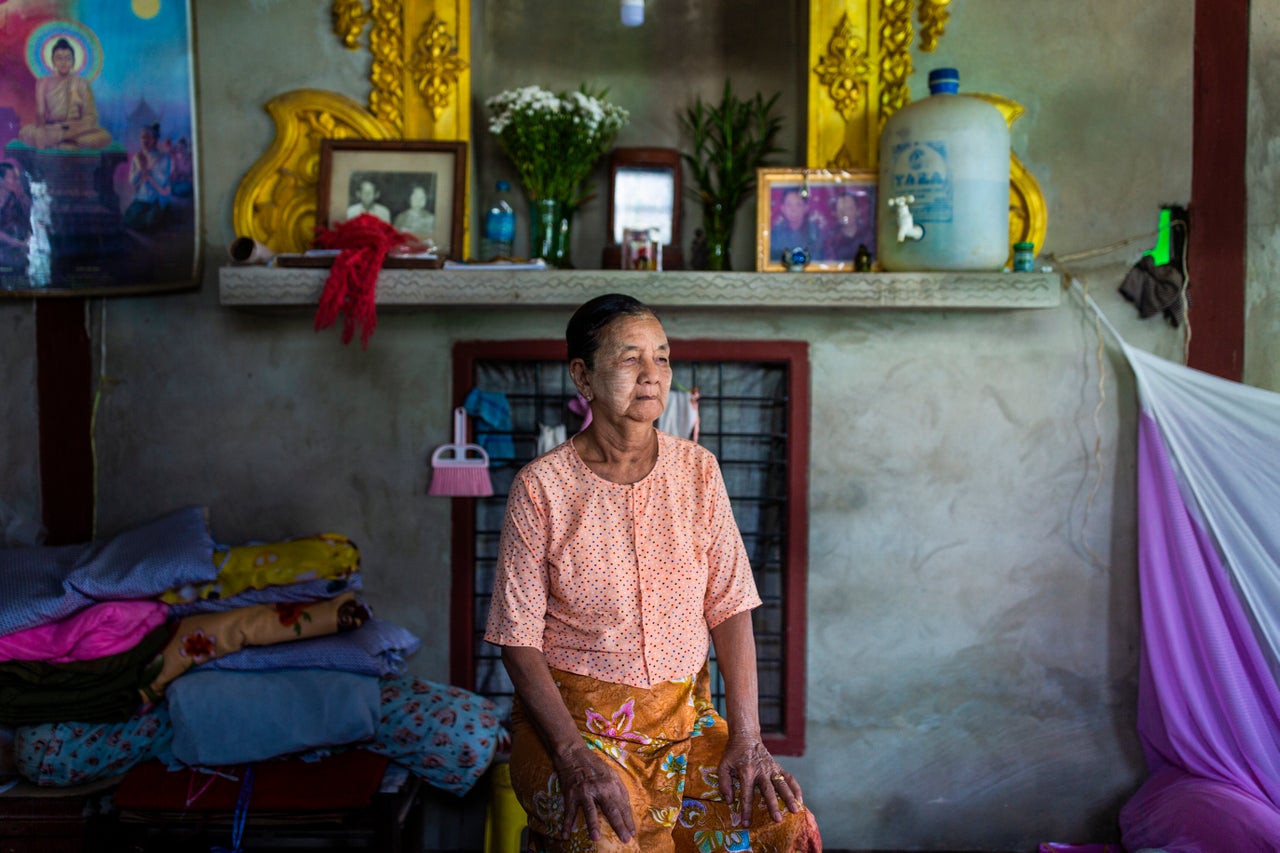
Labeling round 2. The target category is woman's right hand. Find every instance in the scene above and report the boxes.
[554,744,635,844]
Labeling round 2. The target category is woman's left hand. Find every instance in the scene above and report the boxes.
[716,733,804,825]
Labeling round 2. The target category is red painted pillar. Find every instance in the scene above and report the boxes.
[35,299,94,545]
[1188,0,1249,380]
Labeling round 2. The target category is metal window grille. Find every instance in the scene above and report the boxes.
[463,351,795,738]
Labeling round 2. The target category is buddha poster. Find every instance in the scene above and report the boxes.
[0,0,197,294]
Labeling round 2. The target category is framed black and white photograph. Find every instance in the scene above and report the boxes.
[317,139,466,259]
[755,168,877,272]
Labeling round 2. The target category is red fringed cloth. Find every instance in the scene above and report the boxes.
[312,215,423,348]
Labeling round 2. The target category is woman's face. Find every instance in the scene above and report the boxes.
[576,313,671,427]
[140,129,156,150]
[409,187,427,209]
[781,191,807,227]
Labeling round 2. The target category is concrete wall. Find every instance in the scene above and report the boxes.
[1248,0,1280,390]
[0,300,39,546]
[16,0,1280,849]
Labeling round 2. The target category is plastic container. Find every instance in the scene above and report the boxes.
[877,68,1010,271]
[481,180,516,260]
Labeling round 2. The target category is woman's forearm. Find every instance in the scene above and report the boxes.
[709,610,762,741]
[502,644,638,843]
[502,645,591,765]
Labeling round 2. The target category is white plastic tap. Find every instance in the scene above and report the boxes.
[887,195,924,242]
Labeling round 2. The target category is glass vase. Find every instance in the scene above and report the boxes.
[529,199,573,269]
[700,200,735,271]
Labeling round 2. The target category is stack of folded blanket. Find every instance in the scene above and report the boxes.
[0,506,505,798]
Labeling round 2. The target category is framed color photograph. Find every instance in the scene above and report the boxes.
[317,139,466,260]
[0,0,199,296]
[755,168,877,272]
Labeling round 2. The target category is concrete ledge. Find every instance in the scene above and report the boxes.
[219,267,1062,310]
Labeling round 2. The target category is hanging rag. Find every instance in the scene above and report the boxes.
[568,394,593,433]
[657,388,700,441]
[463,388,515,461]
[536,423,567,456]
[1118,255,1187,328]
[312,214,427,348]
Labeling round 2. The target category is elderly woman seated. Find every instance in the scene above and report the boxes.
[485,293,822,852]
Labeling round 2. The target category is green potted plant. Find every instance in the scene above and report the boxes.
[677,80,784,271]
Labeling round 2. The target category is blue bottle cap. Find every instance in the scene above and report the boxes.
[496,180,510,191]
[928,67,960,95]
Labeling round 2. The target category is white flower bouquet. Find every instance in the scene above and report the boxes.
[486,85,629,209]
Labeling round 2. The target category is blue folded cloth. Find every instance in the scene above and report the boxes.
[0,506,216,637]
[168,669,381,767]
[201,617,419,677]
[464,387,515,460]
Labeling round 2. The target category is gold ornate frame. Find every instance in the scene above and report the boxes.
[233,1,1044,260]
[756,168,878,272]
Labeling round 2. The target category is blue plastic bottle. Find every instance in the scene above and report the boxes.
[877,68,1010,271]
[482,180,516,260]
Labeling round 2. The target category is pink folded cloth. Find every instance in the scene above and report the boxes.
[0,600,169,663]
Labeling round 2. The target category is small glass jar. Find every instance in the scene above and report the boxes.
[1012,241,1036,272]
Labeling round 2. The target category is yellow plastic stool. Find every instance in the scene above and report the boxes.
[484,760,527,853]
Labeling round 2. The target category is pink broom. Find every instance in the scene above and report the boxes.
[428,407,494,497]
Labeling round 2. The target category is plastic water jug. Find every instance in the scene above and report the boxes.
[877,68,1010,271]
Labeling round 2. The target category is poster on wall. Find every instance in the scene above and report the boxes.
[0,0,198,296]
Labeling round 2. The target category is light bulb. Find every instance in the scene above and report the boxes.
[621,0,644,26]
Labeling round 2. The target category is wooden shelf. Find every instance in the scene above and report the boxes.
[218,267,1062,310]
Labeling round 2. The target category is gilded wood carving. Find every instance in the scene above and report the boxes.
[231,90,393,253]
[973,93,1048,260]
[329,1,470,142]
[235,2,470,252]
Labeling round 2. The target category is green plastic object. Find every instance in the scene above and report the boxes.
[1145,208,1172,267]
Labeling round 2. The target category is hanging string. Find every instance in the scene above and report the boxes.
[1174,220,1192,364]
[1069,276,1114,571]
[1048,229,1158,264]
[1046,222,1188,573]
[210,763,255,853]
[183,767,219,810]
[88,298,113,540]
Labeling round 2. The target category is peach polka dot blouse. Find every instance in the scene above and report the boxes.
[484,431,761,688]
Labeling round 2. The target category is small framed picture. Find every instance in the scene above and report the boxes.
[621,227,661,270]
[317,139,466,259]
[755,168,878,272]
[602,146,683,269]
